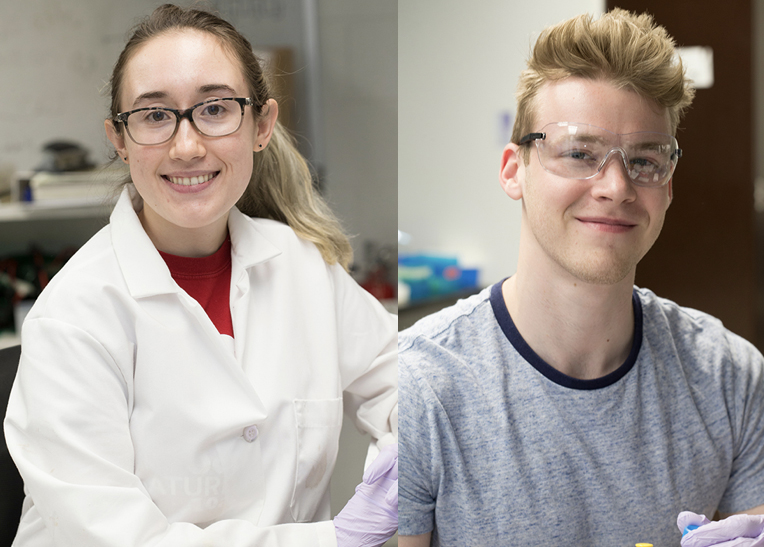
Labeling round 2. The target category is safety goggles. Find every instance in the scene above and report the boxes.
[519,122,682,188]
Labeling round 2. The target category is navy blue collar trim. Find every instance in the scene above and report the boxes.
[489,280,643,390]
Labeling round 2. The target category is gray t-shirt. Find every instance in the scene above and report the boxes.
[399,283,764,547]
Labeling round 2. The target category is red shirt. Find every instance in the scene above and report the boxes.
[158,236,234,337]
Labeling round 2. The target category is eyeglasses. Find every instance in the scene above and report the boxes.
[114,97,254,146]
[519,122,682,188]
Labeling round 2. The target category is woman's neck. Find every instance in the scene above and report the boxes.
[138,205,229,258]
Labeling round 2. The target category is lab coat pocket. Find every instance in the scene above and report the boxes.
[290,398,343,522]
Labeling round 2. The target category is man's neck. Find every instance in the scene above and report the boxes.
[502,269,635,380]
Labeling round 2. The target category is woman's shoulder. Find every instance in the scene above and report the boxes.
[31,226,129,316]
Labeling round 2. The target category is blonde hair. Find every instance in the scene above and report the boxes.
[108,4,353,269]
[512,8,695,158]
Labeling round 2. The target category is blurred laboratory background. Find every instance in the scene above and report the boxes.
[0,0,396,544]
[399,0,764,358]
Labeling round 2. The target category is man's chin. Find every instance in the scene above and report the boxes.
[564,258,637,286]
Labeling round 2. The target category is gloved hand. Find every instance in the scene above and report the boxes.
[333,443,398,547]
[678,511,764,546]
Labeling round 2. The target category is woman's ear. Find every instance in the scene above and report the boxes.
[500,143,525,201]
[105,120,129,164]
[254,99,279,151]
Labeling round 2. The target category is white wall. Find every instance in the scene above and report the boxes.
[319,0,397,266]
[0,0,160,172]
[399,0,605,287]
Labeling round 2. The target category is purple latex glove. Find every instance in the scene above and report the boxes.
[334,443,398,547]
[678,511,764,547]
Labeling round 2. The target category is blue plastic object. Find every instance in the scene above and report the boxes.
[683,524,700,537]
[398,253,480,303]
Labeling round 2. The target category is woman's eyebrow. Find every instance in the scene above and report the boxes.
[131,91,168,108]
[198,84,239,95]
[129,85,240,110]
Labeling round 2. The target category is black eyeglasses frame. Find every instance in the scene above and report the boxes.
[113,97,255,146]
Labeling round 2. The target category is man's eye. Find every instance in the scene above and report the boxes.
[631,157,658,169]
[564,150,592,160]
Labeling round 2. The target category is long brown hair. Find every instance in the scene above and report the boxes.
[108,4,353,268]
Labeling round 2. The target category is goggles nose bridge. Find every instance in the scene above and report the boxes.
[596,146,631,177]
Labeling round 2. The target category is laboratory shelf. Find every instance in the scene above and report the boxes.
[0,198,116,223]
[0,333,21,350]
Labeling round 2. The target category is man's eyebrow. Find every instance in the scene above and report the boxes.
[559,133,607,145]
[633,142,666,150]
[571,134,604,142]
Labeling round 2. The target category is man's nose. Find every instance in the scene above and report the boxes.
[591,148,638,203]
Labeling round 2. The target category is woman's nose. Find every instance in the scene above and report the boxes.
[169,118,206,161]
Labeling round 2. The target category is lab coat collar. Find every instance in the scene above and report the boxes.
[227,206,282,270]
[110,186,282,299]
[110,186,176,299]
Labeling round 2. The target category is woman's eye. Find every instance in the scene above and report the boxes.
[144,110,170,123]
[203,103,228,116]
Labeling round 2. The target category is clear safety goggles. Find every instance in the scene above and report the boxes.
[519,122,682,188]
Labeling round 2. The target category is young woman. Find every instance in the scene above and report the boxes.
[4,5,397,546]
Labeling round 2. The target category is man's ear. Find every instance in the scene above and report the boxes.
[105,120,129,164]
[500,143,525,201]
[667,177,673,204]
[254,98,279,151]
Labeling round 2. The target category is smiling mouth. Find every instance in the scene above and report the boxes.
[578,217,636,227]
[163,172,219,186]
[576,218,639,235]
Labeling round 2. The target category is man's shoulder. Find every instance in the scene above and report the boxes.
[398,283,514,433]
[399,285,494,352]
[398,284,514,394]
[636,286,762,366]
[637,286,732,336]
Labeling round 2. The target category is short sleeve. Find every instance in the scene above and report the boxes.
[717,333,764,513]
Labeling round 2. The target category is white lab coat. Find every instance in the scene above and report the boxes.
[4,187,398,546]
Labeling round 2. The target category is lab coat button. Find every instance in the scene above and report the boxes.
[243,425,259,442]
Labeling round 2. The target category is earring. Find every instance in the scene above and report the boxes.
[258,144,263,148]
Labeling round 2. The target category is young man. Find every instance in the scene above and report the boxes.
[398,9,764,547]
